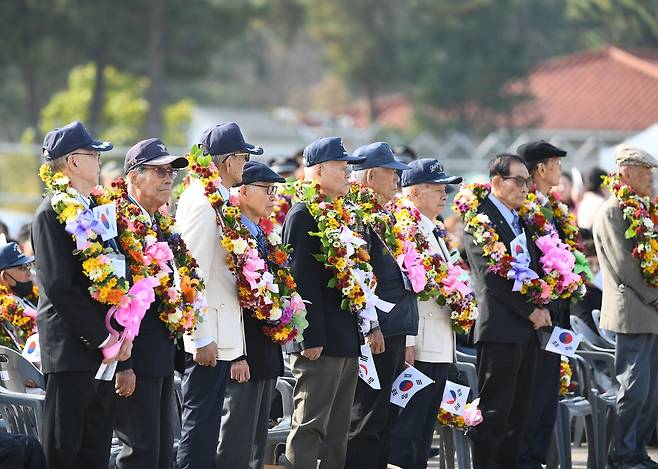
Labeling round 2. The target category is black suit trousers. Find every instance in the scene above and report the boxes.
[346,334,406,469]
[518,345,561,469]
[114,374,176,469]
[43,371,115,469]
[471,339,538,469]
[0,432,46,469]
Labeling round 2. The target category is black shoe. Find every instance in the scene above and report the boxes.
[634,456,658,469]
[428,447,440,458]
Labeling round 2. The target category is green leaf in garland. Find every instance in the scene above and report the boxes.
[625,225,637,239]
[327,277,337,288]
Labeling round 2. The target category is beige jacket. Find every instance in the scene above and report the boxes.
[593,196,658,335]
[175,180,246,360]
[406,213,455,363]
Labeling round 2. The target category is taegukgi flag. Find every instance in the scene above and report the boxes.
[390,366,434,408]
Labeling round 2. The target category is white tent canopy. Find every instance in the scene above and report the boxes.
[599,122,658,171]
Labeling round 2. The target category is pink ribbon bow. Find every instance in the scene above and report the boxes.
[463,398,484,427]
[396,240,427,293]
[442,263,472,297]
[242,248,266,290]
[144,241,174,273]
[66,208,107,250]
[536,234,577,278]
[23,307,37,319]
[289,292,308,312]
[102,276,159,359]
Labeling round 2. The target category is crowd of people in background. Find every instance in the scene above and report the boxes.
[1,118,657,469]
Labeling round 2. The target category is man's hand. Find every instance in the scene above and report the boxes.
[300,346,323,361]
[193,342,217,367]
[405,346,415,367]
[230,360,250,383]
[115,369,136,398]
[528,307,552,330]
[366,329,385,355]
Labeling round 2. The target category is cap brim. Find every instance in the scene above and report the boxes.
[427,175,463,185]
[245,143,264,155]
[5,254,34,269]
[87,140,113,152]
[144,155,189,169]
[380,160,411,170]
[336,155,367,164]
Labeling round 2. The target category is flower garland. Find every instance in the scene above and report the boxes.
[186,145,308,344]
[39,164,131,306]
[559,355,575,397]
[452,183,552,305]
[344,183,478,334]
[105,178,206,339]
[293,180,392,327]
[270,181,296,236]
[0,285,37,349]
[602,174,658,286]
[518,191,586,300]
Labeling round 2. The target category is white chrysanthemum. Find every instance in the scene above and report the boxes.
[232,238,249,255]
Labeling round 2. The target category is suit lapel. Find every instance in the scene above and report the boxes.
[481,197,517,249]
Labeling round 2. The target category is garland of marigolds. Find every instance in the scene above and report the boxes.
[186,145,308,344]
[0,285,37,349]
[602,173,658,286]
[105,178,206,338]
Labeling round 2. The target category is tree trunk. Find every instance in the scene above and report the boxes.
[145,0,165,137]
[88,51,107,135]
[365,81,378,124]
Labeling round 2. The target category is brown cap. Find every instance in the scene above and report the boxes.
[615,144,658,168]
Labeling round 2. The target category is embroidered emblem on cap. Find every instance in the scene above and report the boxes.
[429,161,444,173]
[157,143,167,153]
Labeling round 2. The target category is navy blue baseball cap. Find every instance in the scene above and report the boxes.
[0,242,34,271]
[124,138,188,174]
[236,161,286,186]
[352,142,410,171]
[401,158,463,188]
[199,122,264,157]
[42,121,113,160]
[303,137,366,167]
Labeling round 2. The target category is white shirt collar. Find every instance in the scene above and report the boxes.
[418,212,437,236]
[218,183,230,201]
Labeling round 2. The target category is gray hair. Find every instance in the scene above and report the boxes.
[349,169,368,184]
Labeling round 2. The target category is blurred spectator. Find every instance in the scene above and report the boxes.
[292,148,305,180]
[100,160,123,187]
[444,214,465,257]
[17,223,33,257]
[269,157,299,179]
[391,144,418,164]
[576,167,607,230]
[570,237,601,332]
[0,220,9,239]
[557,171,576,210]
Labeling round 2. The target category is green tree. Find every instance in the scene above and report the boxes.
[40,64,191,146]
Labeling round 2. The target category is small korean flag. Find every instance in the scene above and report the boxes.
[544,326,583,357]
[92,202,118,241]
[390,366,434,408]
[440,380,470,416]
[358,344,381,390]
[21,333,41,363]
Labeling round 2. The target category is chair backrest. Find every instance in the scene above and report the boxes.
[570,316,613,351]
[0,346,45,393]
[454,362,479,399]
[275,377,294,425]
[568,354,595,399]
[591,309,601,329]
[0,387,44,438]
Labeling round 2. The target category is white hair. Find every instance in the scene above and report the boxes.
[349,169,368,184]
[304,164,322,181]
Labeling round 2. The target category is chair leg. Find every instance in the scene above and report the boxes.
[554,403,573,469]
[452,428,471,469]
[573,417,585,447]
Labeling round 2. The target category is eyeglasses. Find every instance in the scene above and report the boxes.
[222,152,250,163]
[501,176,533,188]
[7,263,33,274]
[249,183,278,195]
[145,166,179,179]
[70,151,101,162]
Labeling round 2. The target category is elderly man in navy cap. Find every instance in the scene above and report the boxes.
[516,140,577,469]
[32,121,132,469]
[0,238,36,350]
[112,138,189,469]
[176,122,264,469]
[216,160,287,469]
[344,142,419,468]
[282,137,366,468]
[388,158,463,469]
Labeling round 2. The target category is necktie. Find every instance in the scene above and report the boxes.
[255,226,268,261]
[512,213,522,236]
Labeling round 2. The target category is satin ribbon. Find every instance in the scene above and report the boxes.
[338,226,367,258]
[102,276,159,359]
[144,241,174,273]
[66,208,107,250]
[23,307,37,319]
[242,248,266,290]
[352,268,395,332]
[442,263,472,297]
[536,233,576,275]
[396,240,427,293]
[463,398,484,427]
[507,252,539,291]
[257,271,280,304]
